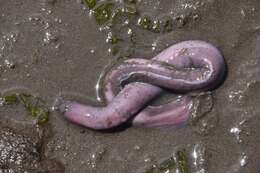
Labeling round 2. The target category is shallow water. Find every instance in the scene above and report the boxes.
[0,0,260,172]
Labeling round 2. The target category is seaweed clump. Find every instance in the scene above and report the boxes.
[2,93,49,125]
[145,149,189,173]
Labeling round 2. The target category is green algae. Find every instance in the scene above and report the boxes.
[122,4,137,15]
[176,150,189,173]
[19,93,49,124]
[82,0,181,57]
[137,16,162,33]
[158,157,176,172]
[93,2,115,25]
[161,16,174,33]
[84,0,97,9]
[82,0,198,59]
[151,20,161,33]
[138,15,153,30]
[145,149,189,173]
[2,93,49,125]
[111,46,119,55]
[124,0,137,4]
[3,94,18,105]
[108,35,122,44]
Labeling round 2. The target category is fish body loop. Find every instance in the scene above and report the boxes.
[59,40,226,130]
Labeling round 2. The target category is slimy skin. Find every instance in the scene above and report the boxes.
[132,96,193,128]
[59,40,226,130]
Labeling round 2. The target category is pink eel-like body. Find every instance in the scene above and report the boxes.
[58,40,226,130]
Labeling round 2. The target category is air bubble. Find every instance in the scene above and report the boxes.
[4,59,15,69]
[191,143,207,173]
[43,30,59,44]
[230,127,242,143]
[240,153,248,167]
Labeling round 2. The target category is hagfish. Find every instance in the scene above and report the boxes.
[58,40,226,130]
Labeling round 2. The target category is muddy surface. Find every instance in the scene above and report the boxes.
[0,0,260,173]
[0,118,64,172]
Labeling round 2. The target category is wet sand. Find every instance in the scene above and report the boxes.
[0,0,260,172]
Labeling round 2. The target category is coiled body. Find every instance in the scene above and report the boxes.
[59,40,226,130]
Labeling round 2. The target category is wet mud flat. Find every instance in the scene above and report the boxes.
[0,118,64,172]
[0,0,260,173]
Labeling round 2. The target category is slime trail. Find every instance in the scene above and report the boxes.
[58,40,226,130]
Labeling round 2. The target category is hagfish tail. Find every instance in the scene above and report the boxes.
[59,40,226,130]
